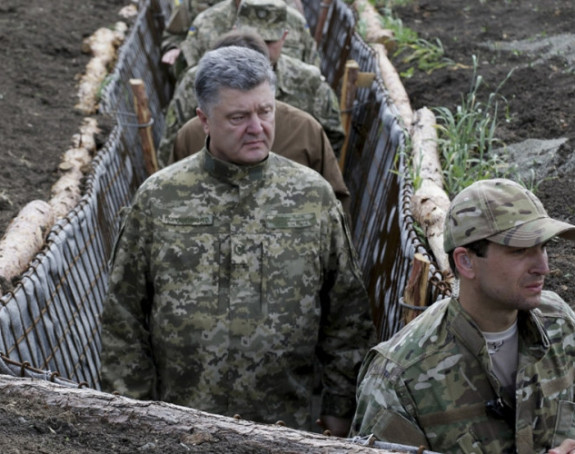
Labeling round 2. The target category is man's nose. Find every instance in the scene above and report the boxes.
[245,113,264,134]
[532,248,550,276]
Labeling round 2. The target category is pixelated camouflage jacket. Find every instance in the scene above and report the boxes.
[100,148,374,431]
[179,0,319,72]
[350,292,575,454]
[157,54,344,167]
[161,0,220,53]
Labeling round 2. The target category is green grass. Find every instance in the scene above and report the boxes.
[434,56,515,197]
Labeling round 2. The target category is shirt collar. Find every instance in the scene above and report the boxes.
[201,146,268,184]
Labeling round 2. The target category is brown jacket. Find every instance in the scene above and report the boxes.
[170,100,351,214]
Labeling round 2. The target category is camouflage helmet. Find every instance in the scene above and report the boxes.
[235,0,287,42]
[443,178,575,252]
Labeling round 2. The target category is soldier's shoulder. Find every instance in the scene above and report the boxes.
[372,298,452,366]
[279,54,322,77]
[534,290,575,322]
[191,0,232,25]
[286,5,308,28]
[276,101,323,129]
[269,152,332,189]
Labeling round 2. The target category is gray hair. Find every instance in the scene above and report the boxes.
[195,46,276,115]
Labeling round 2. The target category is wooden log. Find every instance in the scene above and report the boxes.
[49,166,84,219]
[411,179,451,276]
[402,253,430,324]
[75,22,128,114]
[0,375,405,453]
[49,118,101,219]
[353,0,396,54]
[371,43,413,131]
[0,200,55,293]
[409,108,452,278]
[130,79,159,176]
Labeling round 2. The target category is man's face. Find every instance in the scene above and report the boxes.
[197,81,275,165]
[470,241,550,314]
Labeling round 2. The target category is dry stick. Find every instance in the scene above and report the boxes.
[130,79,158,176]
[403,253,430,324]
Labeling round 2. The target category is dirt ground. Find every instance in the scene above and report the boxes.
[0,0,574,452]
[390,0,575,304]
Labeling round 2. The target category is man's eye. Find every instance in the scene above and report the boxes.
[260,108,273,118]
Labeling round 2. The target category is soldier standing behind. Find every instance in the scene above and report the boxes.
[161,0,308,79]
[350,178,575,453]
[157,1,344,166]
[100,46,374,436]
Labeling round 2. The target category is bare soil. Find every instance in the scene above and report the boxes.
[0,0,574,452]
[390,0,575,305]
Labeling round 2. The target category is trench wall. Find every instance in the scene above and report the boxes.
[0,0,449,389]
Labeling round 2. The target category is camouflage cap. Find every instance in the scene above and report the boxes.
[443,178,575,252]
[235,0,287,42]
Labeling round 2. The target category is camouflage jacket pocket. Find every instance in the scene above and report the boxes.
[552,400,575,448]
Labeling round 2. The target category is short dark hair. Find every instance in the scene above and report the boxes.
[447,238,490,277]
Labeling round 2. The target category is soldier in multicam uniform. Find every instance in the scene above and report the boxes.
[100,46,374,436]
[350,178,575,453]
[156,1,344,167]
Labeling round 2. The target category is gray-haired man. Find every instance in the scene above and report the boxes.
[100,46,374,436]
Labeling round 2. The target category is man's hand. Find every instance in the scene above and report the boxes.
[316,415,351,437]
[161,48,181,65]
[548,439,575,454]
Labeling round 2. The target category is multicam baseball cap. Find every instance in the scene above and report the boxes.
[443,178,575,252]
[235,0,287,42]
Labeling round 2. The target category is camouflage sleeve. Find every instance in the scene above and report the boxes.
[313,81,346,158]
[179,23,207,71]
[156,67,199,168]
[301,26,321,67]
[350,350,429,447]
[99,197,157,400]
[161,1,191,53]
[317,201,375,418]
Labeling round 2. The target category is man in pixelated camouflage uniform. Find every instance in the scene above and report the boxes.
[178,0,319,75]
[350,178,575,453]
[100,45,374,436]
[160,0,308,79]
[156,0,344,167]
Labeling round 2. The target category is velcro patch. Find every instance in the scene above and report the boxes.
[265,213,316,229]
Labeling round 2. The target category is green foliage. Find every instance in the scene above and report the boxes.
[433,56,515,198]
[375,7,454,76]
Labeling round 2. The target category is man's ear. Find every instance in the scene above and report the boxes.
[196,107,209,135]
[453,247,475,278]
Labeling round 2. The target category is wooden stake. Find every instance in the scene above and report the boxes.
[130,79,158,176]
[402,253,430,324]
[314,0,333,45]
[338,61,375,170]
